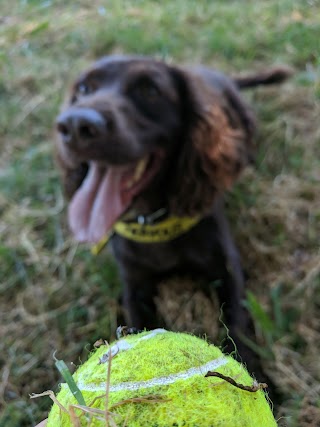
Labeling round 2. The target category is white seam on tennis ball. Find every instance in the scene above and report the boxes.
[139,328,167,341]
[99,329,167,364]
[77,356,228,393]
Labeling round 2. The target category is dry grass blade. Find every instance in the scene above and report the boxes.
[109,394,171,410]
[70,404,119,427]
[105,344,112,426]
[30,391,68,413]
[69,405,81,427]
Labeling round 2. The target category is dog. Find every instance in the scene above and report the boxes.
[56,55,290,374]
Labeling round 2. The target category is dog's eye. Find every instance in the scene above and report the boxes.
[77,82,94,96]
[71,82,95,104]
[132,79,160,102]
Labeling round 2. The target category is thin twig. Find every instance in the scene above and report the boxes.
[205,371,268,392]
[105,343,112,427]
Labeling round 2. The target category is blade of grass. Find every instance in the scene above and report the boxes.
[245,291,275,334]
[270,284,285,333]
[54,353,86,407]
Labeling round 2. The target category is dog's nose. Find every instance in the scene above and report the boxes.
[56,108,108,146]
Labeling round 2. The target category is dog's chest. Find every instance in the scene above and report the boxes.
[111,217,223,278]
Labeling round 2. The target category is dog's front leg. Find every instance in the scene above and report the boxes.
[121,275,161,330]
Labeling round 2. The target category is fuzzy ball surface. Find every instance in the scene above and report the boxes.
[47,329,277,426]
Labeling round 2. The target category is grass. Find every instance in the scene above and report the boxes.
[1,0,320,425]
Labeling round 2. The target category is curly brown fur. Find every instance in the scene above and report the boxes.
[170,70,255,215]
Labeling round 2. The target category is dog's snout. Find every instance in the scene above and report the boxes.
[56,108,109,147]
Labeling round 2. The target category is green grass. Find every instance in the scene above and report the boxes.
[1,1,320,426]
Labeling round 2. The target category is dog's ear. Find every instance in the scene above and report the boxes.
[169,68,255,215]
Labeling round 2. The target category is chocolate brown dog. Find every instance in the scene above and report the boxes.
[56,55,290,373]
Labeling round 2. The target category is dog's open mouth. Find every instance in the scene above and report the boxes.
[68,149,165,243]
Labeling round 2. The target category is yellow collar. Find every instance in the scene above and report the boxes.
[91,215,201,255]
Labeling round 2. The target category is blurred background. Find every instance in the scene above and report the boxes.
[0,1,319,425]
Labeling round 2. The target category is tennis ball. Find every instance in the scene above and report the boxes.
[47,329,277,426]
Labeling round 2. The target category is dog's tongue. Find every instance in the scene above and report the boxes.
[68,162,132,243]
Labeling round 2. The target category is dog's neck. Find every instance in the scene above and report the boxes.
[122,177,170,221]
[121,207,168,225]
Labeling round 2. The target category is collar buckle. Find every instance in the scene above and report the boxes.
[136,208,168,225]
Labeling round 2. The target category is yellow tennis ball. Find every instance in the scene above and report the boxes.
[47,329,277,426]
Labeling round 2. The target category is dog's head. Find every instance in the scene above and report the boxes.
[56,55,254,243]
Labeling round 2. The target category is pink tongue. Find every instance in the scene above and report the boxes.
[68,163,132,243]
